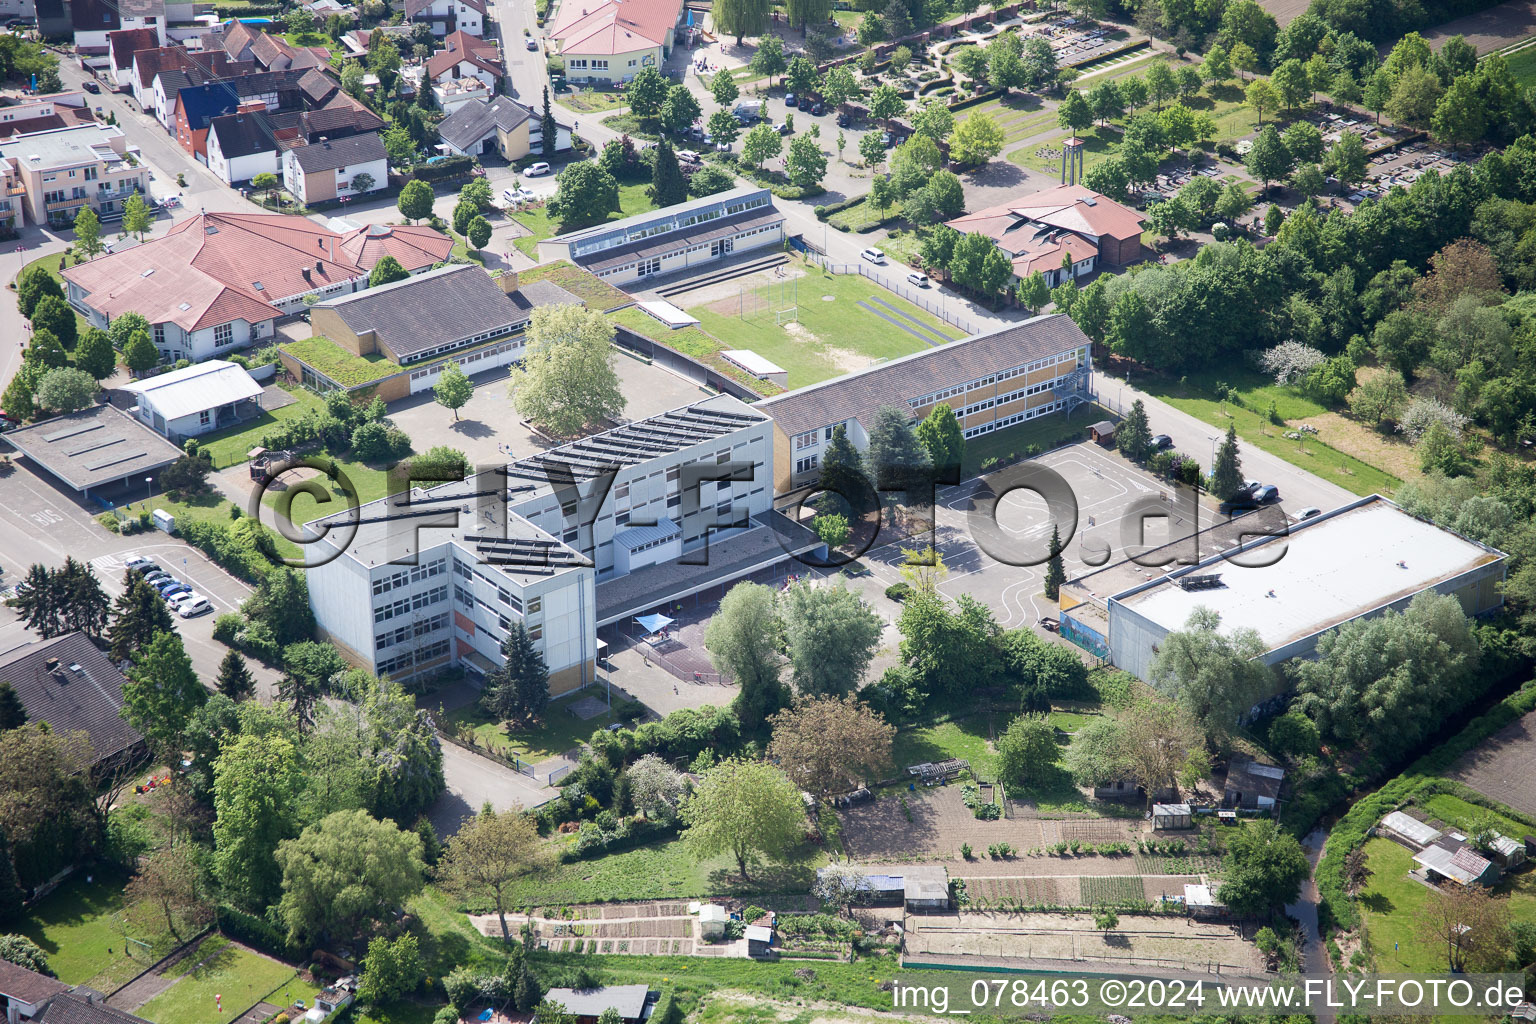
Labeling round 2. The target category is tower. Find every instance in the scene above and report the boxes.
[1061,137,1084,186]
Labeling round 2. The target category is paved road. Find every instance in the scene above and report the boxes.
[429,739,557,837]
[1092,370,1360,517]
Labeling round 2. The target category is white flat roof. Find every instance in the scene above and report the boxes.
[721,349,785,376]
[1116,497,1503,651]
[121,360,263,420]
[637,299,699,329]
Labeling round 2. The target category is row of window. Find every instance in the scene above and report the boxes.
[376,612,450,652]
[962,400,1065,438]
[907,349,1088,410]
[405,331,519,367]
[567,58,610,70]
[795,453,818,475]
[374,584,448,623]
[376,639,451,676]
[371,558,448,596]
[575,194,773,260]
[993,378,1059,409]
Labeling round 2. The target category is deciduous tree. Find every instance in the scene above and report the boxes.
[123,631,208,755]
[276,809,425,945]
[432,361,473,421]
[125,843,212,941]
[1216,819,1310,918]
[682,758,805,878]
[768,695,893,798]
[1149,606,1272,745]
[705,582,785,732]
[995,714,1059,787]
[213,731,305,910]
[507,304,625,436]
[779,581,883,696]
[437,807,548,943]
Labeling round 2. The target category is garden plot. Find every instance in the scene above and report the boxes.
[1445,708,1536,817]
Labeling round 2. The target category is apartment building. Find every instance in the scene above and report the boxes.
[0,124,148,227]
[403,0,485,37]
[303,395,803,685]
[547,0,680,84]
[754,314,1094,494]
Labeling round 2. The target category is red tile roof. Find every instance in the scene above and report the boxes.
[107,27,159,71]
[338,222,454,272]
[1008,229,1100,277]
[426,30,501,81]
[549,0,680,54]
[953,183,1143,244]
[62,212,444,332]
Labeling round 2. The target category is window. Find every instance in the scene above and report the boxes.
[527,597,541,615]
[635,256,662,277]
[154,324,166,347]
[199,409,211,426]
[214,322,234,348]
[824,425,835,441]
[793,431,817,450]
[796,454,819,474]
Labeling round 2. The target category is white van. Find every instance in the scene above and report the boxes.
[860,247,886,265]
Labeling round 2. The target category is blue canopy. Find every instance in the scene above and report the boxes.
[687,9,694,25]
[635,613,674,633]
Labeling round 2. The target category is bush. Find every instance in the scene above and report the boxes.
[218,903,292,958]
[179,518,278,585]
[884,582,912,602]
[212,613,242,645]
[410,155,476,182]
[351,421,412,462]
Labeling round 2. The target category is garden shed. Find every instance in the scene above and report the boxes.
[1088,420,1117,445]
[697,904,728,940]
[1378,810,1441,850]
[1152,803,1193,830]
[745,924,775,958]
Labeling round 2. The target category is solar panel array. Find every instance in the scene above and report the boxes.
[505,405,762,485]
[473,535,592,575]
[1177,573,1225,591]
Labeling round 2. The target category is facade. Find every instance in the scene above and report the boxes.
[403,0,485,36]
[537,185,783,285]
[133,47,255,124]
[0,93,96,142]
[1062,495,1509,683]
[282,132,386,204]
[303,395,780,685]
[548,0,680,83]
[437,94,571,158]
[424,29,502,89]
[205,108,283,184]
[0,124,148,227]
[172,70,311,159]
[106,27,160,89]
[62,212,451,363]
[946,184,1144,287]
[73,0,165,53]
[119,359,263,439]
[754,313,1093,494]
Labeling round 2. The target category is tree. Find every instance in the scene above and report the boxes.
[682,758,806,878]
[912,99,955,143]
[1347,368,1408,426]
[506,304,624,436]
[1088,78,1124,126]
[465,215,491,252]
[1281,120,1323,164]
[1245,77,1280,125]
[276,809,425,945]
[812,512,850,550]
[1149,606,1272,745]
[1323,131,1368,185]
[711,69,738,108]
[626,66,668,124]
[864,403,931,498]
[1270,58,1310,110]
[121,192,152,241]
[714,0,768,44]
[31,294,76,349]
[768,696,893,798]
[541,87,557,159]
[358,934,422,1005]
[459,177,494,212]
[123,631,207,756]
[1432,75,1487,150]
[432,362,473,421]
[72,206,103,262]
[3,372,35,424]
[706,582,785,733]
[1203,44,1232,84]
[1016,271,1050,312]
[786,134,827,189]
[244,566,314,647]
[1020,36,1057,92]
[650,141,688,208]
[1293,163,1326,199]
[33,367,97,414]
[689,164,736,197]
[1245,123,1291,193]
[1058,89,1092,133]
[741,122,783,170]
[15,265,61,321]
[1264,203,1285,235]
[1065,718,1129,788]
[108,575,174,662]
[216,649,256,701]
[546,161,622,231]
[1418,884,1511,972]
[125,844,211,941]
[0,934,50,974]
[1145,61,1176,111]
[1116,399,1153,462]
[25,329,67,371]
[1121,702,1199,806]
[482,622,549,727]
[626,755,686,820]
[952,45,989,86]
[1210,423,1243,500]
[1216,819,1310,918]
[395,180,434,224]
[779,581,883,696]
[869,84,905,128]
[74,327,115,381]
[1043,524,1065,600]
[706,109,742,151]
[1147,194,1196,241]
[858,130,886,170]
[995,715,1060,788]
[660,84,702,136]
[948,232,1013,300]
[0,683,24,732]
[1094,908,1119,932]
[749,35,787,84]
[1388,64,1444,129]
[214,732,305,910]
[915,403,963,480]
[383,125,418,169]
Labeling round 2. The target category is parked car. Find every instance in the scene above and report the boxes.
[143,571,173,586]
[166,590,199,610]
[159,585,192,602]
[83,80,100,93]
[732,105,760,123]
[1253,484,1279,503]
[677,149,700,162]
[809,101,825,115]
[1218,496,1260,515]
[837,112,854,127]
[1152,433,1173,449]
[784,92,798,107]
[525,36,538,49]
[123,555,157,573]
[906,271,930,287]
[155,578,188,594]
[775,122,791,135]
[1244,479,1262,493]
[1294,506,1322,521]
[525,162,551,176]
[161,195,182,208]
[860,247,886,265]
[177,596,212,618]
[881,131,894,147]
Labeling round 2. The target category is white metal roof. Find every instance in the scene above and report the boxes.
[722,349,786,376]
[637,299,699,329]
[1117,497,1504,650]
[744,925,774,942]
[1381,811,1441,847]
[121,360,263,421]
[1184,883,1219,906]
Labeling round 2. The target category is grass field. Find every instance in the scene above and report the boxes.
[1132,368,1402,496]
[510,182,654,258]
[959,404,1103,477]
[1418,793,1531,837]
[197,386,327,469]
[1502,41,1536,88]
[18,871,171,991]
[687,263,960,389]
[444,691,620,764]
[608,306,783,396]
[138,935,302,1024]
[892,719,998,778]
[519,259,633,311]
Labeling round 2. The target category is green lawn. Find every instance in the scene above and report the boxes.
[511,182,655,258]
[18,871,173,991]
[280,337,401,389]
[687,262,960,389]
[1505,43,1536,89]
[1418,793,1532,838]
[1132,367,1402,497]
[959,405,1104,477]
[138,934,300,1024]
[891,719,998,779]
[444,691,619,764]
[609,307,782,396]
[1359,837,1442,972]
[562,88,629,113]
[198,386,328,469]
[827,196,902,232]
[507,834,828,906]
[260,454,393,525]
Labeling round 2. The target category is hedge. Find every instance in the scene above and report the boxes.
[1314,676,1536,934]
[217,903,294,959]
[178,518,279,585]
[409,155,477,183]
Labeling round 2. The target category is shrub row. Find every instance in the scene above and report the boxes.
[409,155,477,183]
[217,903,294,959]
[179,517,279,585]
[566,815,679,861]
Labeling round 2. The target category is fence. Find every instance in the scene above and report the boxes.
[806,255,981,337]
[610,325,763,402]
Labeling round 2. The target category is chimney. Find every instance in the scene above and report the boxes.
[315,260,323,272]
[497,269,520,294]
[45,657,59,671]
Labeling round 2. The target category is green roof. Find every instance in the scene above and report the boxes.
[280,337,401,388]
[517,260,632,312]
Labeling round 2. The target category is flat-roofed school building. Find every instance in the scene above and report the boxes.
[753,313,1093,495]
[536,186,785,285]
[1061,494,1508,682]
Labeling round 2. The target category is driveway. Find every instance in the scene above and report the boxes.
[430,738,557,837]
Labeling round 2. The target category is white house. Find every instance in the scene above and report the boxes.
[120,360,264,439]
[282,133,387,205]
[403,0,484,37]
[205,110,280,185]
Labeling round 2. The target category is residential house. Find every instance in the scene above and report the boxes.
[133,47,254,125]
[172,70,314,160]
[205,107,288,184]
[0,632,147,771]
[402,0,484,37]
[105,27,160,90]
[0,124,148,227]
[0,955,69,1024]
[438,94,570,159]
[432,76,493,114]
[0,159,21,236]
[0,93,97,142]
[1414,834,1503,888]
[339,24,411,57]
[119,360,264,439]
[540,987,653,1024]
[754,313,1093,494]
[62,211,451,362]
[548,0,681,83]
[282,132,386,204]
[945,183,1145,288]
[206,20,328,71]
[72,0,165,54]
[36,991,156,1024]
[424,29,502,90]
[1222,762,1284,810]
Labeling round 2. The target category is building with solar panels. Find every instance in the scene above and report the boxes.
[302,393,819,690]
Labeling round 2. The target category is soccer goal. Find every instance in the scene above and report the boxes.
[739,275,799,323]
